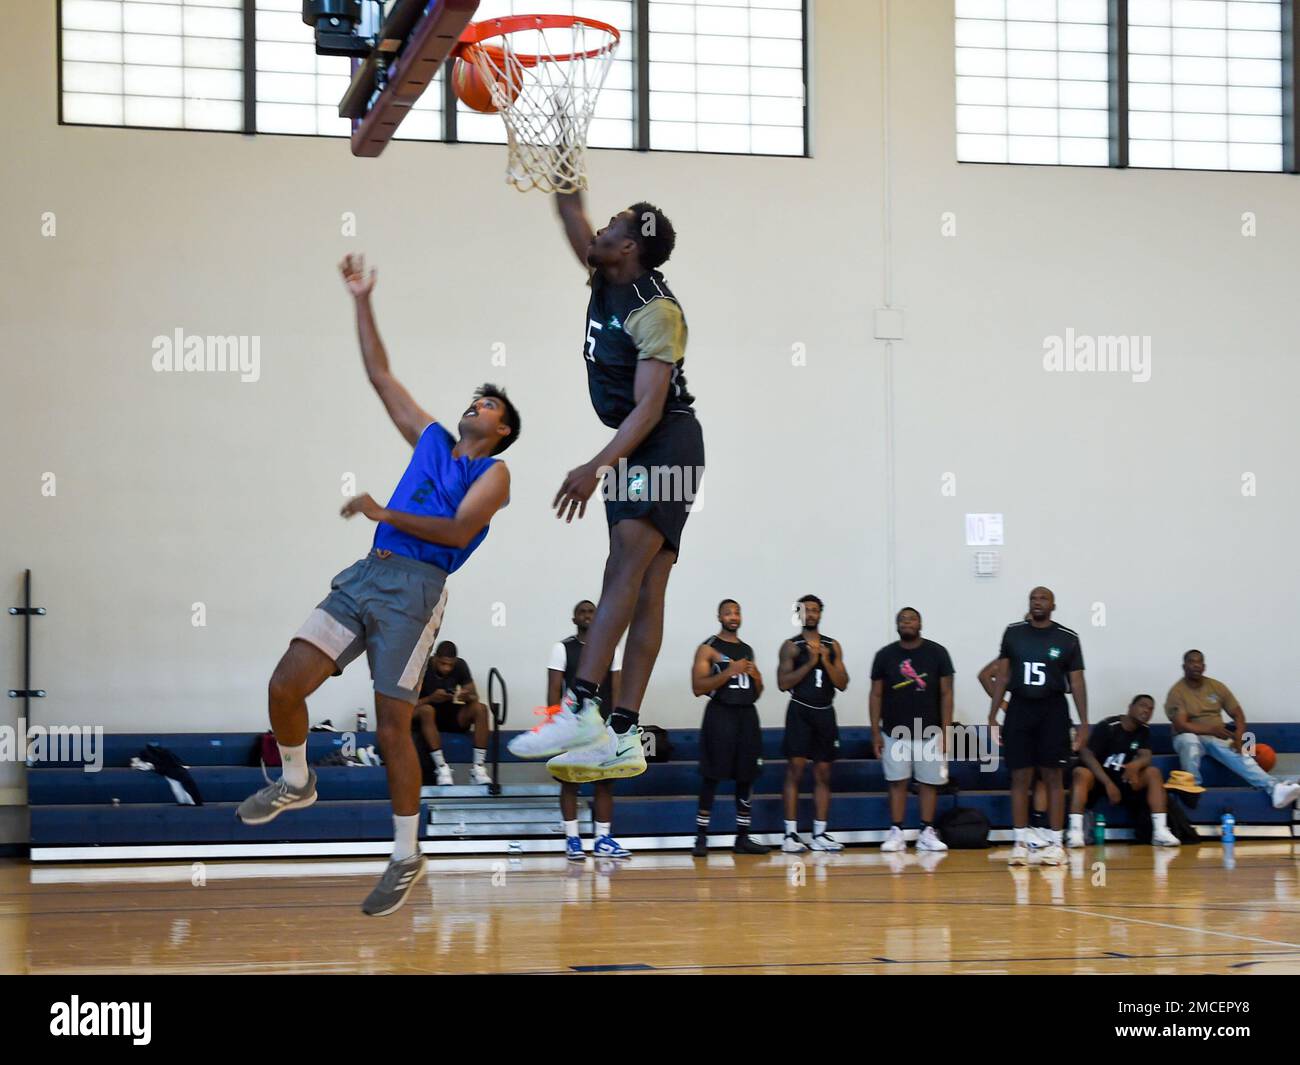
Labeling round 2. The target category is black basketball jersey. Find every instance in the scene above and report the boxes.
[558,635,615,705]
[704,635,758,706]
[584,269,695,428]
[1088,715,1151,772]
[789,635,838,708]
[999,621,1084,700]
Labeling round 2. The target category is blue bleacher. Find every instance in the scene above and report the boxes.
[26,724,1300,851]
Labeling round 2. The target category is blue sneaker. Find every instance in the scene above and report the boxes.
[565,836,586,862]
[592,835,631,860]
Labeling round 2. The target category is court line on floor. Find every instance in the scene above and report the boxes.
[1057,905,1300,950]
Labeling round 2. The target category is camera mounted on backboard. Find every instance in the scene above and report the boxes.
[302,0,383,57]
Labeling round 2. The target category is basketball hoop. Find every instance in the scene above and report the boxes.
[453,15,621,194]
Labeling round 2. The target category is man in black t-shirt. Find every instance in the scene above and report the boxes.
[870,608,954,854]
[1068,694,1180,848]
[778,594,850,853]
[987,587,1089,866]
[414,640,491,786]
[690,599,770,857]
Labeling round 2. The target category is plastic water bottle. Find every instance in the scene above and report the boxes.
[1093,812,1106,845]
[356,708,368,732]
[1221,811,1235,843]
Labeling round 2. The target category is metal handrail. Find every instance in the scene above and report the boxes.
[486,667,507,796]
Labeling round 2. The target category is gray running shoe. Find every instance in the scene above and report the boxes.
[236,767,318,825]
[362,854,427,917]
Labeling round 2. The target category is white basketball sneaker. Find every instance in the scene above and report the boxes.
[468,764,492,786]
[1270,780,1300,809]
[546,725,647,783]
[507,690,605,759]
[1037,843,1066,866]
[809,832,844,852]
[1066,827,1086,849]
[434,764,454,786]
[1151,825,1181,847]
[782,832,808,853]
[880,826,906,853]
[1007,842,1031,866]
[916,826,948,852]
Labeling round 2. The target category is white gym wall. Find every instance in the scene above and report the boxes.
[4,1,1297,849]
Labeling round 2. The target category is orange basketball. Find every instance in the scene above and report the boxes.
[452,45,523,114]
[1254,742,1276,772]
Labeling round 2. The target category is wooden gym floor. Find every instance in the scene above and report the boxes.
[2,844,1298,975]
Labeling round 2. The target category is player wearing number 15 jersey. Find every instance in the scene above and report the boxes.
[987,586,1089,866]
[778,595,850,853]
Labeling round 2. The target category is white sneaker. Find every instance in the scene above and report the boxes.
[1007,843,1030,866]
[507,691,605,759]
[916,826,948,852]
[1066,828,1085,849]
[546,725,647,783]
[880,826,906,853]
[1271,780,1300,809]
[468,764,492,786]
[434,764,454,786]
[782,832,808,853]
[1151,825,1181,847]
[1038,843,1066,866]
[809,832,844,852]
[1026,826,1050,850]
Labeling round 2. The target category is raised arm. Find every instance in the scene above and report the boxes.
[340,254,435,447]
[554,189,596,268]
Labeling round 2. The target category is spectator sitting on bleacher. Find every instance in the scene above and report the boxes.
[415,641,491,786]
[1166,650,1299,810]
[1066,695,1179,848]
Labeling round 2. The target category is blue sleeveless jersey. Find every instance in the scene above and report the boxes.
[372,423,499,573]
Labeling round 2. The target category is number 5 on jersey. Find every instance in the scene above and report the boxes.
[586,318,602,362]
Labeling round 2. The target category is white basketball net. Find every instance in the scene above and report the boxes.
[468,18,619,194]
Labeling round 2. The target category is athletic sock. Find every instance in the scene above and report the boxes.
[278,742,309,787]
[610,707,639,735]
[736,782,753,834]
[431,749,447,769]
[892,822,904,831]
[564,819,579,839]
[920,820,933,831]
[813,819,827,837]
[472,748,486,766]
[784,819,798,836]
[595,821,611,838]
[1151,812,1168,832]
[1069,813,1084,833]
[1046,828,1063,845]
[392,814,420,861]
[571,679,600,707]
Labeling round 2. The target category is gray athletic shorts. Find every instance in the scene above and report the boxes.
[293,550,449,704]
[881,732,949,787]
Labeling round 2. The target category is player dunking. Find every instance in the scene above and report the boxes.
[509,187,702,781]
[236,255,519,916]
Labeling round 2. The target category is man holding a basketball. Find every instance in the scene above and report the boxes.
[508,187,702,784]
[236,254,519,917]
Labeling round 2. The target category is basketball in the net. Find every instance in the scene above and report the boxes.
[452,46,523,114]
[1254,742,1276,772]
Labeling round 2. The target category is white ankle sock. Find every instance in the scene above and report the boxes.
[278,742,308,787]
[392,814,420,861]
[1046,828,1062,845]
[1069,813,1084,832]
[473,748,486,766]
[784,820,797,836]
[564,819,579,839]
[814,820,827,836]
[595,821,611,838]
[1152,812,1168,831]
[1013,827,1028,845]
[431,750,447,769]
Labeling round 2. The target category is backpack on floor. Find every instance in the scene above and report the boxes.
[1166,792,1202,845]
[936,804,991,849]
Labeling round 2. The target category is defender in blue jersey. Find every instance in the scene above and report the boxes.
[509,185,702,784]
[237,254,519,917]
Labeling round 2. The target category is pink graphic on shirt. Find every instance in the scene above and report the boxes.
[900,659,927,691]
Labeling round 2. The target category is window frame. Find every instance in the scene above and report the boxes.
[55,0,812,159]
[956,0,1298,174]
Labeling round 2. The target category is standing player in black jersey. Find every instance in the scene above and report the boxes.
[510,187,703,785]
[987,587,1089,866]
[690,600,771,856]
[546,600,630,861]
[778,595,850,852]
